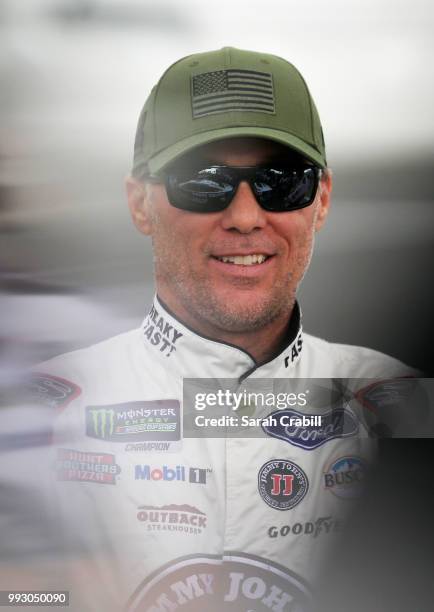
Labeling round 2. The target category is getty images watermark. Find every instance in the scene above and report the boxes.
[182,379,332,438]
[182,378,433,439]
[193,388,320,429]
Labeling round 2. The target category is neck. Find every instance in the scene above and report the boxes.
[156,293,296,364]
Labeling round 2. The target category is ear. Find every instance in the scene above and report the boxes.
[125,176,153,235]
[315,168,332,232]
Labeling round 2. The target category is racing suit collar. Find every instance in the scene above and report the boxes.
[140,295,303,380]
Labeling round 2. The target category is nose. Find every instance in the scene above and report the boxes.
[220,181,267,233]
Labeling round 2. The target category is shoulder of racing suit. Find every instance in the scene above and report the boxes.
[301,332,418,379]
[28,324,418,426]
[28,294,418,417]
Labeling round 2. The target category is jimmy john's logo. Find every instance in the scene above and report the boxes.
[56,448,121,484]
[85,400,180,443]
[258,460,308,511]
[142,304,183,357]
[137,504,207,535]
[126,553,310,612]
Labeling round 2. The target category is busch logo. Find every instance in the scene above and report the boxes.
[324,456,368,499]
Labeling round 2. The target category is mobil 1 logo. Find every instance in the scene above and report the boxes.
[135,464,211,485]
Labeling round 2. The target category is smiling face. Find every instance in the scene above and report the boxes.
[127,137,331,341]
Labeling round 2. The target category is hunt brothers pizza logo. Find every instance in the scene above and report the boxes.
[137,504,207,536]
[85,400,180,442]
[126,553,310,612]
[56,448,121,484]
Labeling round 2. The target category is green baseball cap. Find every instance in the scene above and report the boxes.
[132,47,327,177]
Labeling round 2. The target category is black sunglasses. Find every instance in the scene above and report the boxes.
[147,163,322,213]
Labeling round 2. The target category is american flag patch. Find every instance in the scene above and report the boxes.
[191,69,275,118]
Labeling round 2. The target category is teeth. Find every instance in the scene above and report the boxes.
[217,254,268,265]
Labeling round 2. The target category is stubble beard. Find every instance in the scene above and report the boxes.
[153,242,296,334]
[186,277,293,333]
[149,199,315,334]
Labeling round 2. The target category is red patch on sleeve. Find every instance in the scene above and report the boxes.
[27,372,82,411]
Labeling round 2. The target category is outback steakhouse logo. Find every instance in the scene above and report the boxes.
[126,553,310,612]
[142,304,183,357]
[56,449,121,484]
[137,504,207,535]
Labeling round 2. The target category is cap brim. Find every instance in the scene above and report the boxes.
[147,127,326,173]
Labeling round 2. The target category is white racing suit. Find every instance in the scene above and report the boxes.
[30,296,416,612]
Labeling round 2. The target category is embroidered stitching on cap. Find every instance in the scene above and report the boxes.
[191,69,275,118]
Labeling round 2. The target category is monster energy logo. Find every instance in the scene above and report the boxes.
[88,408,116,439]
[85,401,181,443]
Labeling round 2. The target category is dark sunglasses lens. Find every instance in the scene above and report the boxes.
[166,168,235,212]
[253,167,318,211]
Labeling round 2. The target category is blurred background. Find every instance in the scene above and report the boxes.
[1,0,433,372]
[0,4,433,607]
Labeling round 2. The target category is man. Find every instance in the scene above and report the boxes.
[31,48,415,611]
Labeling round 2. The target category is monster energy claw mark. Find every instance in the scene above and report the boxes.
[88,408,115,439]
